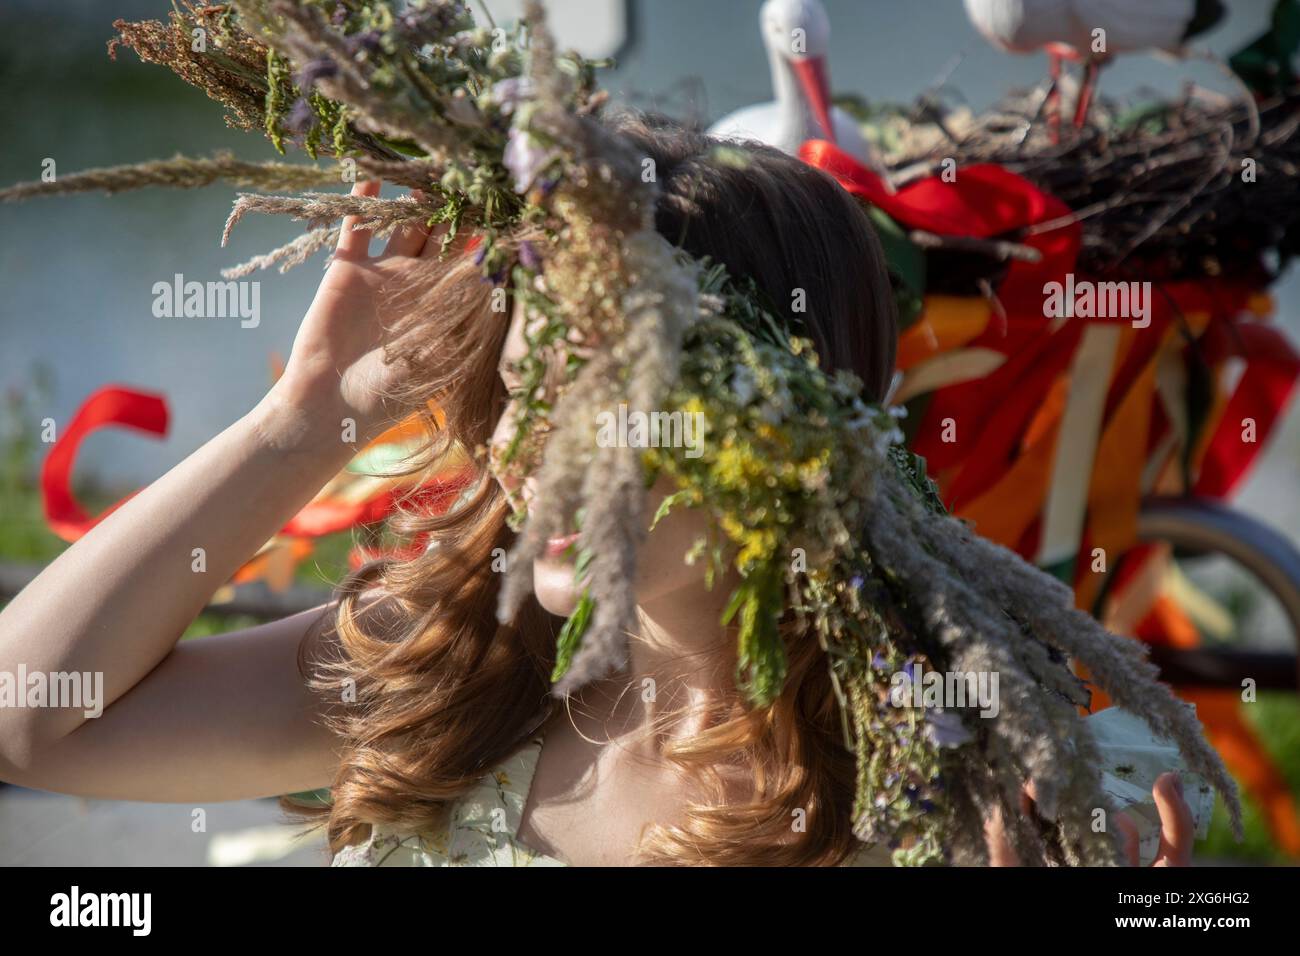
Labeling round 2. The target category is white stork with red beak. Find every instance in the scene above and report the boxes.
[963,0,1226,129]
[709,0,890,181]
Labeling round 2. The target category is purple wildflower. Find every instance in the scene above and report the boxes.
[295,58,338,90]
[490,77,535,115]
[502,128,557,193]
[922,709,973,749]
[517,240,540,271]
[285,98,315,133]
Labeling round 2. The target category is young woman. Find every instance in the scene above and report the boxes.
[0,115,1198,867]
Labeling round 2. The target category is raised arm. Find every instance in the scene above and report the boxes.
[0,181,436,801]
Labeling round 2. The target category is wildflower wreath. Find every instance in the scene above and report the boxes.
[2,0,1242,865]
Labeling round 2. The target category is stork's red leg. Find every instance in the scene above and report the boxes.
[1073,59,1100,128]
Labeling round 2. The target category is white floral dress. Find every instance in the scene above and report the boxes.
[330,708,1213,867]
[331,733,565,867]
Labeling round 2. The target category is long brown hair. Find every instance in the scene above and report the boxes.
[299,112,898,865]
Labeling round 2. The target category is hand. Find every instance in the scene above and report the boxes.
[1116,772,1196,867]
[985,772,1194,866]
[264,179,441,449]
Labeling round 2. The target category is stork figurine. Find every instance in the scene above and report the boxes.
[709,0,892,186]
[963,0,1226,132]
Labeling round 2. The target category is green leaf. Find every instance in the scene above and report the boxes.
[551,590,595,684]
[888,444,948,515]
[574,546,594,580]
[866,206,926,330]
[1229,0,1300,96]
[719,584,746,626]
[729,567,788,707]
[650,489,692,531]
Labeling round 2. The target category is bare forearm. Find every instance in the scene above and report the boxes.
[0,387,354,744]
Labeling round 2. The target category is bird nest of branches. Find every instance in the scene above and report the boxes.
[863,84,1300,290]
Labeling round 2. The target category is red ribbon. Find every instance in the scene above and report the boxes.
[798,139,1081,310]
[41,386,169,541]
[1196,321,1300,497]
[280,467,475,537]
[44,386,478,553]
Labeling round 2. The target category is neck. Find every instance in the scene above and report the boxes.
[581,585,738,749]
[768,54,819,146]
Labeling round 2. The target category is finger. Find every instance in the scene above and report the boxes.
[384,188,432,258]
[1020,779,1038,816]
[419,220,453,259]
[1114,811,1141,866]
[337,178,382,260]
[1151,772,1194,867]
[984,806,1020,867]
